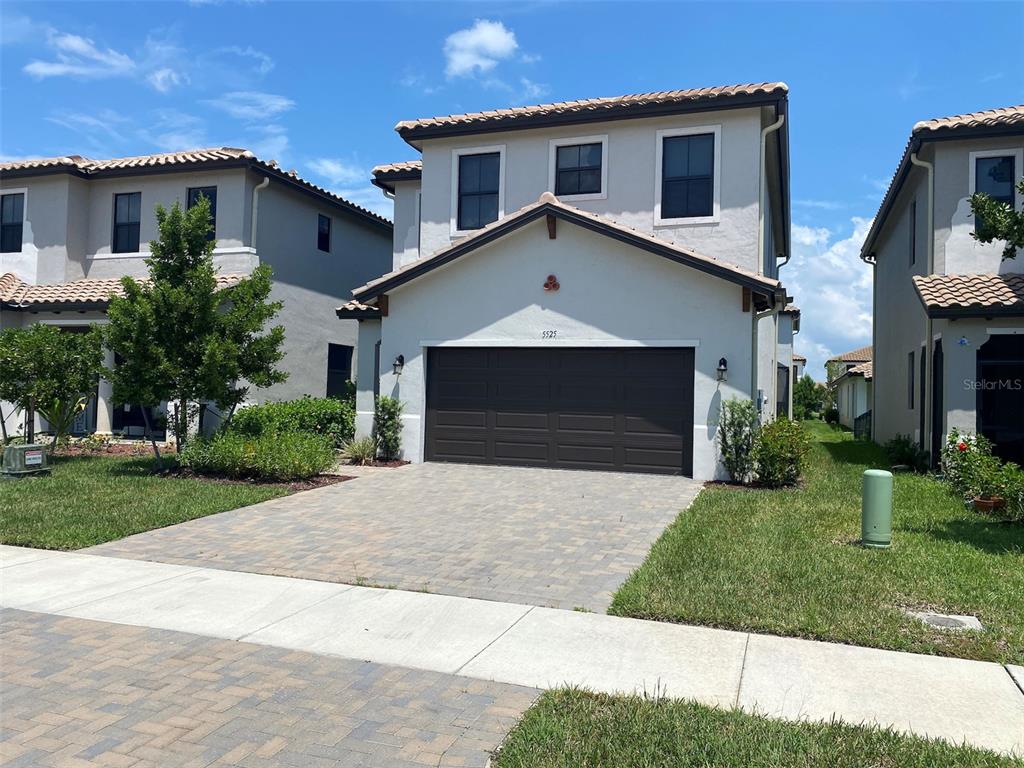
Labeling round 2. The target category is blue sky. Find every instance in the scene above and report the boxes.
[2,1,1022,378]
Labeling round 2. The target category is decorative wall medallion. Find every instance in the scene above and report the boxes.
[543,274,560,292]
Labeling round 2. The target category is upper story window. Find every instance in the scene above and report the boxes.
[1,192,25,253]
[457,151,501,231]
[112,192,141,253]
[187,186,217,242]
[549,135,607,201]
[655,125,721,225]
[318,214,331,253]
[975,155,1016,205]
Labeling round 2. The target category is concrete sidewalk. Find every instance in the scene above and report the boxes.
[2,545,1022,756]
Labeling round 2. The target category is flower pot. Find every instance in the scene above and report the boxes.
[973,496,1006,513]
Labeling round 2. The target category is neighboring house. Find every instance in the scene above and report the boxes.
[340,83,796,479]
[0,147,392,439]
[793,353,806,380]
[860,105,1024,464]
[827,346,873,431]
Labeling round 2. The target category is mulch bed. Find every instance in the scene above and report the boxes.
[161,468,353,491]
[54,443,168,458]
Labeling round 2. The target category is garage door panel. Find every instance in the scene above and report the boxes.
[427,347,694,476]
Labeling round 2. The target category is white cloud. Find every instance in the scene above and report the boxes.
[216,45,274,75]
[515,77,548,104]
[141,109,207,151]
[147,67,186,93]
[25,30,135,79]
[795,199,845,211]
[786,217,874,380]
[247,124,289,161]
[205,91,295,121]
[444,19,518,79]
[307,158,367,187]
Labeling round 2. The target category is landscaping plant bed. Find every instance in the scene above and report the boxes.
[166,468,353,491]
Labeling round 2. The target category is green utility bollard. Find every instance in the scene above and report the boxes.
[861,469,893,549]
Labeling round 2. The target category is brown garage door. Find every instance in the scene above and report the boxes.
[425,347,694,476]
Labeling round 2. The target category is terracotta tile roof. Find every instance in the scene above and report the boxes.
[861,104,1024,260]
[912,273,1024,316]
[354,192,781,300]
[396,83,788,141]
[827,345,872,364]
[793,354,807,362]
[848,361,873,380]
[0,147,391,228]
[913,105,1024,136]
[371,160,423,192]
[781,302,800,314]
[0,272,245,309]
[335,298,381,319]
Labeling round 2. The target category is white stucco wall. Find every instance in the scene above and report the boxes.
[0,175,70,284]
[415,107,766,274]
[837,375,870,429]
[358,215,760,480]
[390,180,421,269]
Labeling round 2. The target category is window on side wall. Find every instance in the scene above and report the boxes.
[975,155,1016,205]
[457,152,500,231]
[0,192,24,253]
[907,351,915,410]
[318,214,331,253]
[113,192,142,253]
[660,132,715,220]
[187,186,218,242]
[326,343,353,398]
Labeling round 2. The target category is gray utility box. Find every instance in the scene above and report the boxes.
[1,444,51,477]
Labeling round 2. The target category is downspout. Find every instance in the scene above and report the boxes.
[910,151,935,456]
[250,176,270,249]
[751,302,779,419]
[758,113,785,274]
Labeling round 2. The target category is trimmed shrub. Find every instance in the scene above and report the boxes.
[999,462,1024,522]
[754,418,810,488]
[883,434,930,473]
[180,431,335,481]
[230,396,354,447]
[940,428,995,500]
[823,407,839,426]
[717,398,759,483]
[373,396,403,461]
[341,435,377,465]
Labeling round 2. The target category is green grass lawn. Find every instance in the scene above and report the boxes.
[0,454,289,550]
[610,421,1024,664]
[493,689,1017,768]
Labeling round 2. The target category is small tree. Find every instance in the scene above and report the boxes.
[373,396,404,461]
[970,179,1024,260]
[106,196,286,463]
[0,324,104,452]
[793,374,825,420]
[717,397,759,483]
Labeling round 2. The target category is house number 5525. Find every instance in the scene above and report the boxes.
[541,330,558,339]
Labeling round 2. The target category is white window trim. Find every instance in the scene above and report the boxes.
[654,124,722,226]
[547,134,608,202]
[969,147,1024,203]
[450,144,506,237]
[0,186,30,254]
[420,338,701,348]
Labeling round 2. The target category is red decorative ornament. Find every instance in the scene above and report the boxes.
[958,442,968,453]
[543,274,560,292]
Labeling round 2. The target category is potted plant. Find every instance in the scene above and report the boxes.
[967,453,1006,512]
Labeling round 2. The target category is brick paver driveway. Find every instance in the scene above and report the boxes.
[0,609,538,768]
[89,463,701,611]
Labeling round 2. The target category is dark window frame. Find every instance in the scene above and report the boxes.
[186,186,218,242]
[974,154,1016,206]
[1,192,25,254]
[112,192,142,254]
[456,151,501,232]
[660,132,715,220]
[907,350,915,410]
[318,214,331,253]
[554,141,603,197]
[326,343,353,399]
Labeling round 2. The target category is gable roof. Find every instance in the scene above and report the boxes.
[0,147,392,231]
[372,160,422,192]
[351,192,782,304]
[860,105,1024,261]
[395,83,788,145]
[827,345,872,364]
[0,271,245,311]
[912,273,1024,318]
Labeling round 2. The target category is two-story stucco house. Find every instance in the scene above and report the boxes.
[861,106,1023,464]
[827,345,873,432]
[0,148,392,439]
[338,83,796,479]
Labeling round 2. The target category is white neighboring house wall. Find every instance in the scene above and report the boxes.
[836,374,871,430]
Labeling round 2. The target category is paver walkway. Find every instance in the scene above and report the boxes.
[3,546,1023,757]
[0,609,537,768]
[87,463,702,611]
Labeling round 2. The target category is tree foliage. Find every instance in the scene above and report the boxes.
[793,374,826,420]
[0,324,104,450]
[105,196,286,453]
[969,179,1024,260]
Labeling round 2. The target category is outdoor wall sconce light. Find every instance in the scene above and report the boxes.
[392,354,405,376]
[717,357,728,382]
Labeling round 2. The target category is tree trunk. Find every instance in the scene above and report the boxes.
[142,406,164,471]
[26,398,35,444]
[0,403,8,444]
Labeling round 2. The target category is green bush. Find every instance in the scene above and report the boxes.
[180,431,335,481]
[999,462,1024,522]
[823,407,839,426]
[754,418,810,488]
[341,435,377,465]
[940,428,995,499]
[883,434,930,473]
[717,398,759,483]
[373,396,403,461]
[230,396,354,447]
